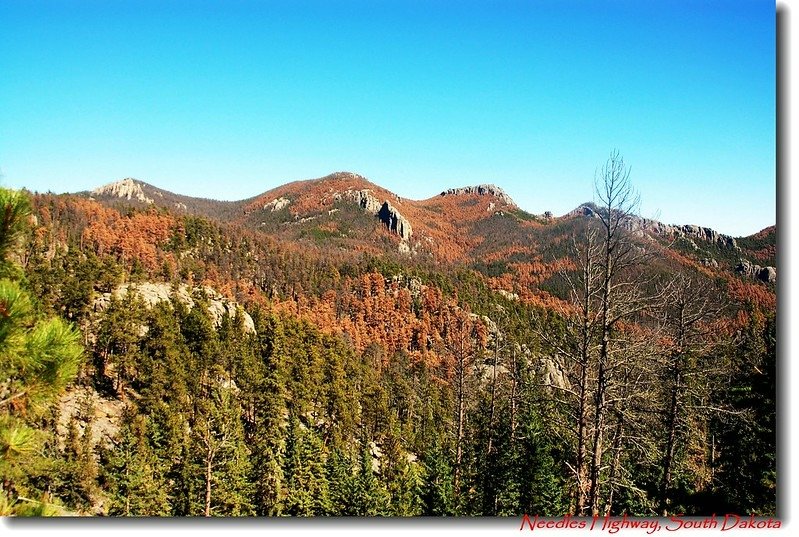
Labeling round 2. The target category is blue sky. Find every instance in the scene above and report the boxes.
[0,0,775,236]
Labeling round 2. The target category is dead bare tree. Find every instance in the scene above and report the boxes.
[551,228,604,515]
[655,273,724,515]
[442,304,485,499]
[536,151,667,515]
[586,150,654,515]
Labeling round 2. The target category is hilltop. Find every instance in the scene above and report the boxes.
[82,172,774,287]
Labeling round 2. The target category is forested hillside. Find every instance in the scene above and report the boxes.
[1,156,776,517]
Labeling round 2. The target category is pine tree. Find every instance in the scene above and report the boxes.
[135,302,194,515]
[246,311,288,515]
[510,401,565,516]
[350,443,389,516]
[325,447,356,515]
[712,312,776,515]
[421,442,455,516]
[191,367,253,516]
[103,408,169,516]
[379,427,423,516]
[282,415,330,516]
[52,397,100,512]
[0,188,83,515]
[387,455,424,516]
[94,292,147,397]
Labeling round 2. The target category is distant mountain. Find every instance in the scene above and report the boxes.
[86,177,242,220]
[80,172,775,282]
[568,202,736,247]
[83,172,532,261]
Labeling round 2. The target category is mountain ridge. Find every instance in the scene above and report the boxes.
[87,173,522,210]
[84,173,769,243]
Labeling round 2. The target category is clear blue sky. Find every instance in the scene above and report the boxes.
[0,0,775,236]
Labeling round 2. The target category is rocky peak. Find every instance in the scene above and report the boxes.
[313,171,373,189]
[91,178,154,205]
[671,224,738,249]
[569,204,739,250]
[569,204,599,218]
[327,171,369,182]
[378,201,412,241]
[440,184,517,207]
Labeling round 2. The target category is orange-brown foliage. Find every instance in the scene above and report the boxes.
[726,278,776,313]
[82,210,178,271]
[269,271,489,370]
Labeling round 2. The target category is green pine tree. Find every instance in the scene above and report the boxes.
[191,367,254,516]
[387,456,424,516]
[325,447,357,515]
[245,311,288,515]
[508,399,565,516]
[350,443,390,516]
[421,442,455,516]
[282,415,331,516]
[94,292,147,397]
[0,188,83,515]
[712,312,776,515]
[103,408,169,516]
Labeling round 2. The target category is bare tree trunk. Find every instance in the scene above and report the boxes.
[575,356,589,514]
[588,149,639,516]
[658,280,720,515]
[205,445,213,517]
[604,407,625,516]
[486,341,500,457]
[510,346,518,442]
[589,247,613,515]
[454,335,466,497]
[588,358,607,515]
[575,244,595,515]
[660,362,680,515]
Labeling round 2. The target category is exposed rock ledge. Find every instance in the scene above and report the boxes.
[735,260,777,284]
[94,282,256,334]
[571,205,739,250]
[440,184,517,207]
[264,197,291,212]
[91,178,154,205]
[338,189,413,241]
[57,385,124,450]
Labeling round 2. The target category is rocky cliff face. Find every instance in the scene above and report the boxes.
[58,385,124,449]
[671,224,738,249]
[440,184,517,207]
[341,189,413,241]
[91,178,154,205]
[570,204,739,250]
[94,282,256,333]
[343,189,384,214]
[735,260,777,284]
[377,201,412,240]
